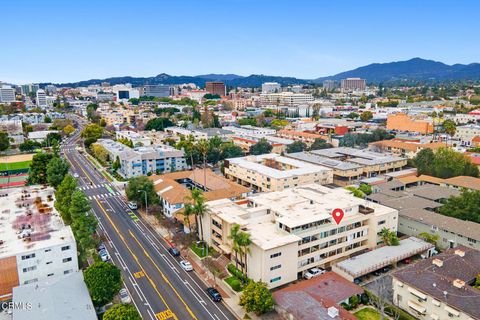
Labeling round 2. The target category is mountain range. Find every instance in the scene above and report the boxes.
[47,58,480,88]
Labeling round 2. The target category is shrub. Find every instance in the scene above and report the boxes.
[340,302,352,311]
[349,295,360,309]
[231,279,242,291]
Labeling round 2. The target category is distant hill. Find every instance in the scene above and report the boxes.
[45,58,480,88]
[49,73,308,88]
[315,58,480,83]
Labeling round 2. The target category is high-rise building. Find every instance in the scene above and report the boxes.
[143,85,170,98]
[20,84,39,95]
[205,82,226,96]
[341,78,366,91]
[0,85,16,103]
[36,89,47,107]
[45,85,57,95]
[262,82,281,93]
[323,80,338,91]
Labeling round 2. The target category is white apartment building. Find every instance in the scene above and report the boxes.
[0,186,78,300]
[95,139,187,178]
[260,92,314,106]
[116,130,152,146]
[224,153,333,192]
[36,89,47,107]
[455,124,480,146]
[222,125,276,138]
[202,184,398,288]
[261,82,281,93]
[0,85,16,103]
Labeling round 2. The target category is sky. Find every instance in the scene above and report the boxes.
[1,0,479,84]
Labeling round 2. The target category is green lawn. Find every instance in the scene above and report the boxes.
[190,243,216,258]
[354,307,382,320]
[0,160,32,171]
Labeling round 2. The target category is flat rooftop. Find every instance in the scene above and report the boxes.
[311,147,406,165]
[0,186,75,259]
[334,237,433,278]
[12,272,96,320]
[226,153,332,179]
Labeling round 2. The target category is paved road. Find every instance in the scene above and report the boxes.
[62,121,236,320]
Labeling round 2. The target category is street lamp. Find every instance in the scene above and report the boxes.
[138,190,148,215]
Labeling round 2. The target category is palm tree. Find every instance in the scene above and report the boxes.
[443,119,457,146]
[185,188,210,242]
[229,223,241,271]
[379,227,391,245]
[182,203,194,233]
[196,139,209,186]
[237,231,252,278]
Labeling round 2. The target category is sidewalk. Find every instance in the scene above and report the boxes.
[138,211,254,320]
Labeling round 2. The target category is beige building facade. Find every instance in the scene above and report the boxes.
[202,184,398,288]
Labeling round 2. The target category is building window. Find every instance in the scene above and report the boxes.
[63,257,72,263]
[270,252,282,259]
[47,273,54,277]
[46,261,52,265]
[64,269,73,275]
[23,266,37,273]
[45,249,52,253]
[378,220,386,225]
[270,276,282,283]
[21,253,35,260]
[24,278,38,285]
[61,245,71,251]
[270,264,281,271]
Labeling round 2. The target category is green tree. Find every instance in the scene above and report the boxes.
[379,227,399,246]
[347,112,359,119]
[432,148,479,178]
[221,143,244,159]
[358,184,372,195]
[19,140,42,152]
[249,138,272,155]
[309,138,332,150]
[239,281,275,315]
[360,111,373,122]
[46,156,69,188]
[69,190,97,253]
[126,176,159,208]
[144,117,174,131]
[237,231,252,276]
[237,118,257,126]
[263,109,275,117]
[270,119,289,129]
[196,139,210,183]
[54,174,78,224]
[286,141,307,153]
[63,124,75,136]
[185,188,210,242]
[0,131,10,151]
[84,262,122,307]
[438,189,480,223]
[112,155,121,172]
[81,123,103,143]
[229,223,242,272]
[418,232,440,246]
[104,304,141,320]
[442,119,456,143]
[414,148,435,176]
[345,186,365,198]
[28,152,54,184]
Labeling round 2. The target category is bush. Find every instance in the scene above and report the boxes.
[231,279,242,291]
[227,263,248,283]
[340,302,353,311]
[349,295,360,309]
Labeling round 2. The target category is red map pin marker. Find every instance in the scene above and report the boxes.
[332,208,344,225]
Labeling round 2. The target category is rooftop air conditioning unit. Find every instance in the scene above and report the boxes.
[432,258,443,267]
[327,306,339,318]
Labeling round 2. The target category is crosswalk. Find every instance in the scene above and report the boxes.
[87,193,121,200]
[79,183,112,191]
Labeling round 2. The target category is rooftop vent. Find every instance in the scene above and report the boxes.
[327,306,339,318]
[432,258,443,267]
[452,279,465,289]
[454,249,465,257]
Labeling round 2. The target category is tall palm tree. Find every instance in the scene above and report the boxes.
[237,231,252,278]
[182,203,194,233]
[185,188,210,242]
[196,139,209,187]
[379,227,391,245]
[228,224,241,271]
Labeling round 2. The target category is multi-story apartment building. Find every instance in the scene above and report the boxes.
[224,153,333,192]
[0,120,24,146]
[287,147,407,186]
[95,139,187,178]
[259,92,314,106]
[261,82,281,93]
[20,84,39,95]
[341,78,366,91]
[392,246,480,320]
[369,139,446,159]
[455,124,480,146]
[276,129,334,146]
[323,80,339,91]
[36,89,47,108]
[0,186,78,300]
[116,130,152,146]
[201,184,398,288]
[386,113,434,134]
[205,82,226,96]
[222,125,276,138]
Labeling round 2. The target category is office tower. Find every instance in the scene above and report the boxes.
[205,82,226,96]
[143,85,170,98]
[262,82,281,93]
[36,89,47,107]
[323,80,338,91]
[341,78,366,91]
[0,85,16,103]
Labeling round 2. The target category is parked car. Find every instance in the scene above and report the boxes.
[303,267,325,280]
[206,287,222,302]
[127,201,138,210]
[97,243,106,252]
[373,270,382,276]
[180,260,193,272]
[168,247,180,256]
[381,266,391,273]
[354,278,362,285]
[119,288,131,303]
[99,249,110,262]
[73,173,79,178]
[402,258,412,264]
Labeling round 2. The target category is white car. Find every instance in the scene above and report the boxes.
[180,260,193,272]
[127,201,138,210]
[303,267,325,280]
[99,249,110,262]
[119,288,131,303]
[73,173,79,178]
